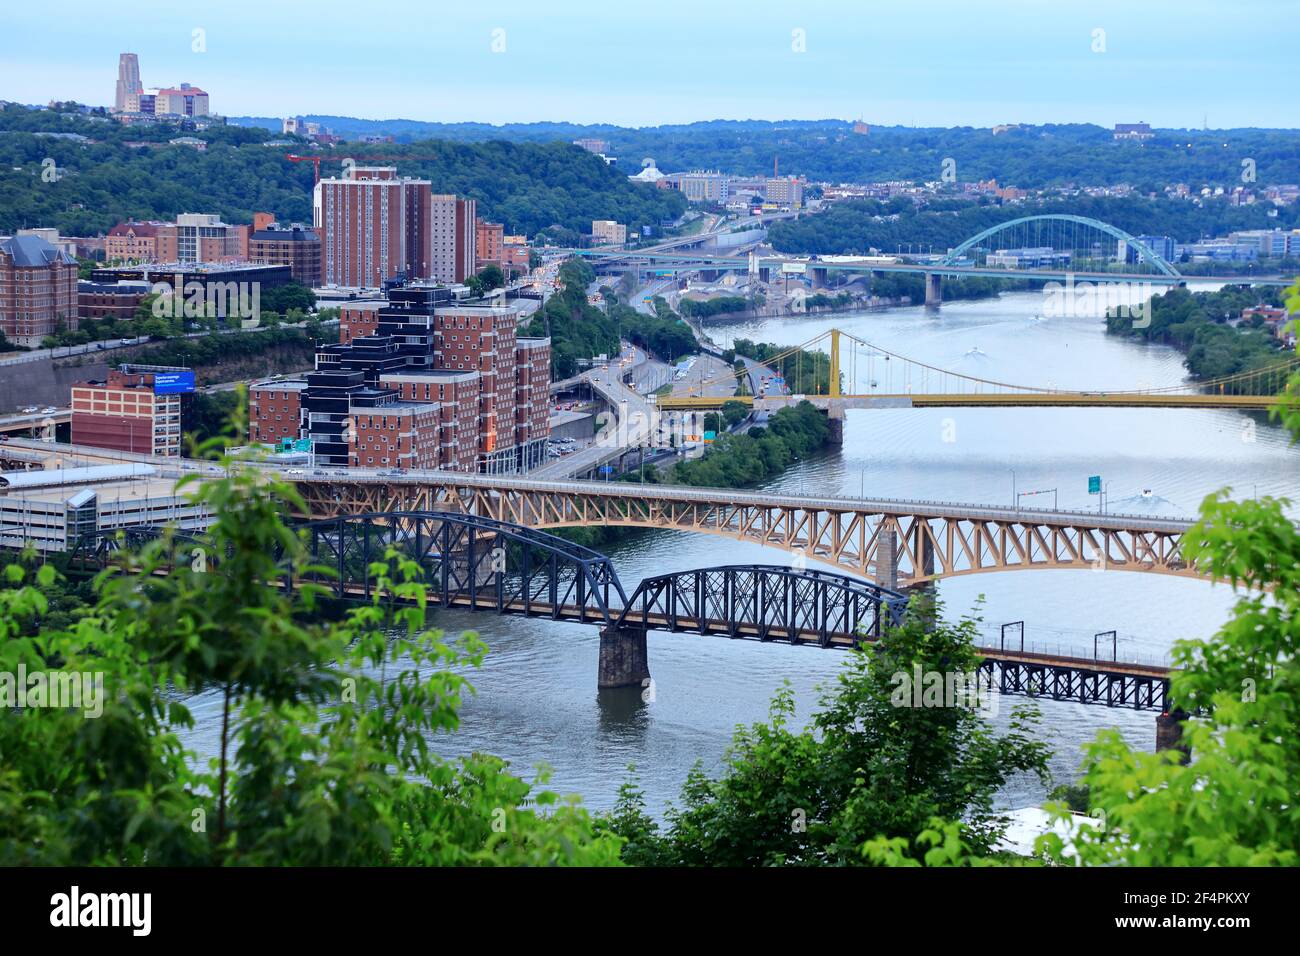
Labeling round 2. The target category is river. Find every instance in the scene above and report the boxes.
[181,287,1300,820]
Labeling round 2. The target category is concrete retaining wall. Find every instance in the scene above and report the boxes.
[0,358,111,412]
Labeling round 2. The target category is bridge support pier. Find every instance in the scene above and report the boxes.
[825,402,845,446]
[1155,707,1190,762]
[598,624,650,689]
[924,274,942,308]
[876,528,899,591]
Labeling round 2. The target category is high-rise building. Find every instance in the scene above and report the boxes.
[430,195,476,282]
[114,53,142,113]
[476,220,505,268]
[0,234,79,346]
[316,166,433,288]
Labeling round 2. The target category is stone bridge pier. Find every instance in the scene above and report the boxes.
[598,623,650,689]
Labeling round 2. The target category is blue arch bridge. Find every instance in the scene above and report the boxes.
[71,511,1179,735]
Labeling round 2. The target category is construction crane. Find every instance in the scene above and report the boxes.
[285,152,447,187]
[285,153,322,184]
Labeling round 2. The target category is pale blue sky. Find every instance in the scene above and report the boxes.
[3,0,1295,128]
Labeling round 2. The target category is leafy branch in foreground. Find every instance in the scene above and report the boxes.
[0,399,622,865]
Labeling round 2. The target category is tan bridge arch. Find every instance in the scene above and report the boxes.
[295,474,1203,589]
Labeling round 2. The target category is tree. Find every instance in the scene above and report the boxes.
[0,406,624,865]
[876,281,1300,868]
[476,263,505,291]
[1034,280,1300,868]
[605,593,1050,866]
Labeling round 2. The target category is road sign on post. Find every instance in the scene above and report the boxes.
[1088,475,1102,495]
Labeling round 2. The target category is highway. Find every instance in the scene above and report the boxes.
[529,348,658,479]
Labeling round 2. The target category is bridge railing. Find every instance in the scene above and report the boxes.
[971,637,1172,669]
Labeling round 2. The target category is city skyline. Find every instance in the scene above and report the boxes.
[3,0,1299,129]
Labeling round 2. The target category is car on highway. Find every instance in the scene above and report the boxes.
[41,406,57,414]
[285,468,305,476]
[21,406,37,414]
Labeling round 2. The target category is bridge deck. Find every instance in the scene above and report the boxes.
[656,392,1278,411]
[327,580,1170,681]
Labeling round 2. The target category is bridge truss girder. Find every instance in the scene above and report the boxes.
[977,659,1169,712]
[293,480,1198,588]
[294,511,626,623]
[614,564,907,646]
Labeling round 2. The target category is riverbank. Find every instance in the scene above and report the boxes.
[1106,284,1295,391]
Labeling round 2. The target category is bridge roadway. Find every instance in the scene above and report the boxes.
[657,391,1279,412]
[563,247,1294,287]
[2,436,1213,588]
[0,409,70,433]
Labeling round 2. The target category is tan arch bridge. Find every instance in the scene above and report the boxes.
[295,473,1206,589]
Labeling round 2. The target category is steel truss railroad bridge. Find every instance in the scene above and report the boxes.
[71,509,1174,718]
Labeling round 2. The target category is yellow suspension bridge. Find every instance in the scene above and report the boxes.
[655,328,1300,412]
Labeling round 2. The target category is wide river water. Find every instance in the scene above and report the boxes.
[182,287,1300,819]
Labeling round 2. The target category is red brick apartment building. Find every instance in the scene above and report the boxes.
[0,234,79,346]
[77,280,151,322]
[378,370,481,472]
[338,301,383,344]
[433,306,519,470]
[105,220,176,264]
[515,337,551,468]
[348,402,442,470]
[70,365,191,457]
[250,285,549,473]
[317,167,433,288]
[475,220,505,268]
[248,379,307,446]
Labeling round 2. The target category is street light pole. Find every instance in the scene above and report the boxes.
[1009,468,1017,510]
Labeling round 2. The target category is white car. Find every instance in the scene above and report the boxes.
[285,468,305,476]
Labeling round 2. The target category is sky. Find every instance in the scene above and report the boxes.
[3,0,1297,129]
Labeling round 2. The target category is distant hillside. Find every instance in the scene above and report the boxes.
[0,105,685,239]
[229,115,1300,189]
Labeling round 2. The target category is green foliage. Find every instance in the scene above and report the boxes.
[647,401,829,489]
[1108,285,1291,387]
[226,117,1300,197]
[0,413,623,865]
[606,596,1050,866]
[521,258,619,378]
[0,106,685,239]
[678,296,752,319]
[120,326,319,376]
[185,390,241,445]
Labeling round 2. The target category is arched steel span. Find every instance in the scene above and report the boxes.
[294,477,1207,588]
[62,513,1177,712]
[293,511,628,623]
[68,526,200,567]
[615,564,908,646]
[939,214,1182,277]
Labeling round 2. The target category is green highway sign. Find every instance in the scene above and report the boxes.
[1088,475,1102,495]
